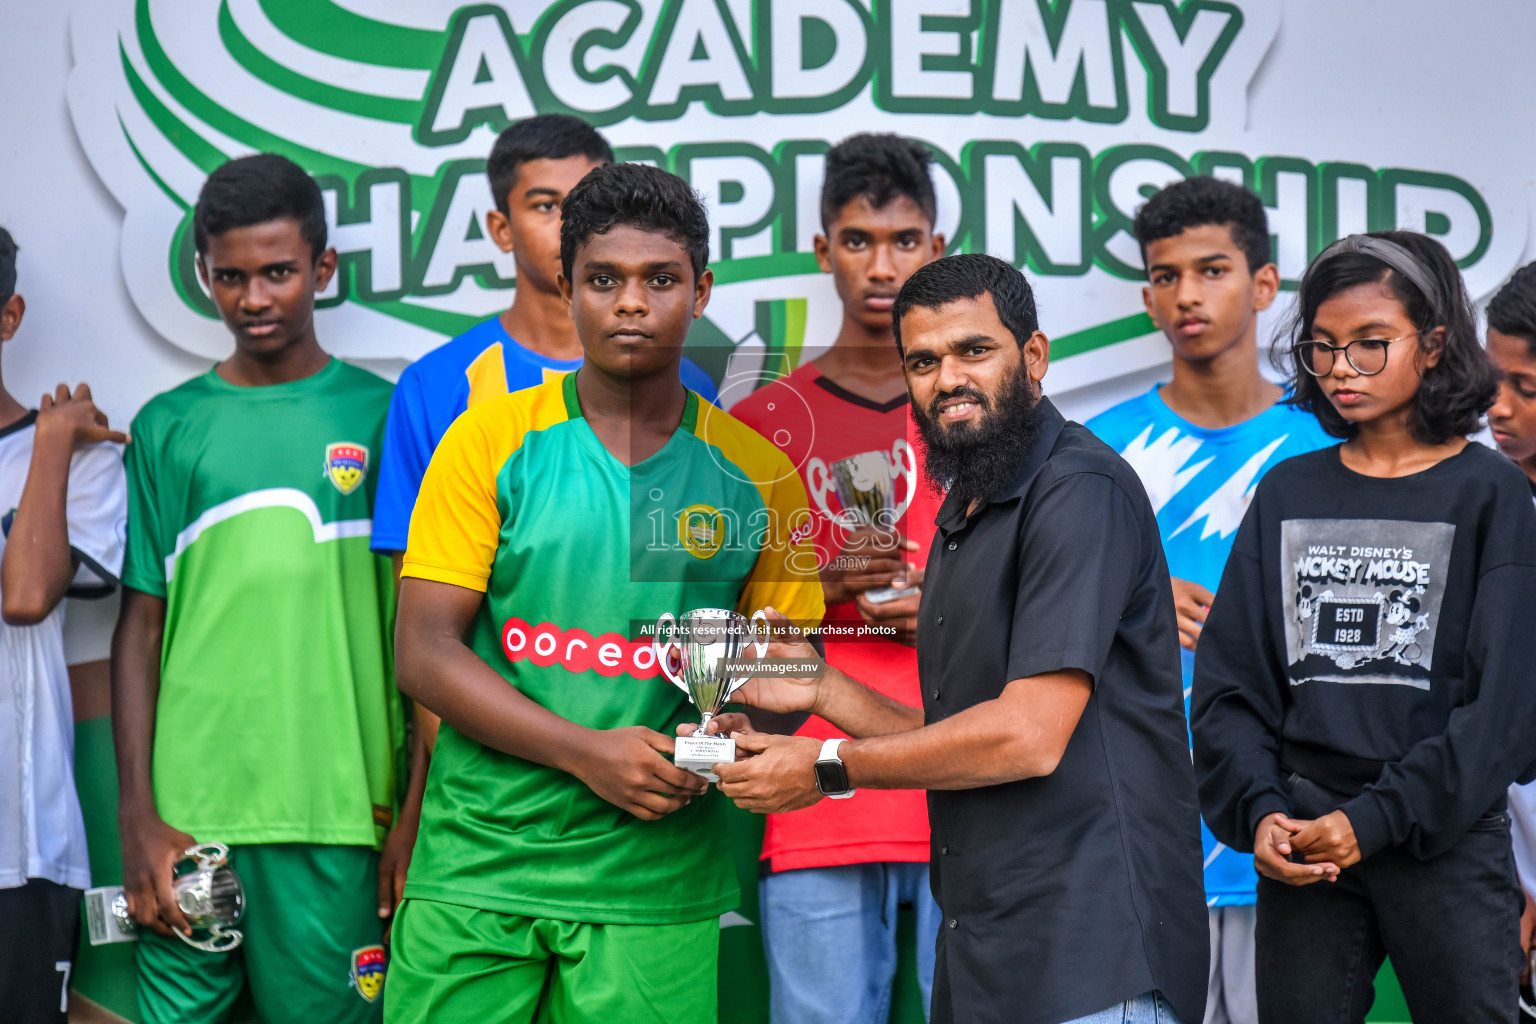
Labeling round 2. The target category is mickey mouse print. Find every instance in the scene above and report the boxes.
[1280,519,1456,689]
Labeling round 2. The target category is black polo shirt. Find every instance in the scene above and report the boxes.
[918,398,1207,1024]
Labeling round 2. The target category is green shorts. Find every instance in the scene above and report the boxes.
[136,844,386,1024]
[383,898,718,1024]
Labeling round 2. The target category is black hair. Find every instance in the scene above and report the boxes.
[821,133,936,230]
[193,154,326,261]
[1284,230,1496,444]
[1133,175,1272,275]
[0,227,16,304]
[1487,261,1536,357]
[892,253,1038,354]
[560,163,709,282]
[487,114,614,216]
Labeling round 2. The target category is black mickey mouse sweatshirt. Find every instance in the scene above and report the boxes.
[1192,442,1536,861]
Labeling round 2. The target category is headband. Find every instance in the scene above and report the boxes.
[1312,234,1447,323]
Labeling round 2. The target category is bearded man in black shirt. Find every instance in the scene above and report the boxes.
[701,254,1209,1024]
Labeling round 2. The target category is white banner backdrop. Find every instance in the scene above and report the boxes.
[3,0,1533,434]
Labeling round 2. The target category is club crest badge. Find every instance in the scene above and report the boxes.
[350,944,386,1003]
[677,503,724,560]
[324,443,369,496]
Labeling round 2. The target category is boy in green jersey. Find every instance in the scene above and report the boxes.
[383,163,825,1023]
[112,155,404,1023]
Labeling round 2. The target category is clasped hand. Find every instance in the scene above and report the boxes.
[1253,809,1360,885]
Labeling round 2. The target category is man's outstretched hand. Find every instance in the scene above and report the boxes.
[729,608,825,715]
[677,715,822,813]
[712,733,825,814]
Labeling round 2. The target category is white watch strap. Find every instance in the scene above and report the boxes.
[817,738,857,799]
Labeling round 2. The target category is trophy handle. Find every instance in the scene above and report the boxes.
[805,457,839,522]
[183,842,230,870]
[750,609,771,659]
[177,924,243,954]
[653,613,685,691]
[890,439,916,523]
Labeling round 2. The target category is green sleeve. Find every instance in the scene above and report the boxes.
[121,413,167,597]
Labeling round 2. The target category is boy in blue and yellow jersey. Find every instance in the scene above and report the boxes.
[381,164,823,1024]
[372,115,717,556]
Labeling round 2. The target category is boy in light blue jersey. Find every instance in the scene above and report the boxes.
[1086,176,1332,1024]
[372,115,717,556]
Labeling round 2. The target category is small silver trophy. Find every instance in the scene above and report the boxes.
[808,440,918,603]
[84,842,246,953]
[655,607,769,781]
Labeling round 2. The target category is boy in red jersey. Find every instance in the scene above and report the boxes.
[728,133,943,1023]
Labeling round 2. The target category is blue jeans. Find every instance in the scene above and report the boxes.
[759,862,940,1024]
[1064,991,1186,1024]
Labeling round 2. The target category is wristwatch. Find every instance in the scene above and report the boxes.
[814,738,857,799]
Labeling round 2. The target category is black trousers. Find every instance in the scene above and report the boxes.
[0,878,82,1024]
[1255,807,1521,1024]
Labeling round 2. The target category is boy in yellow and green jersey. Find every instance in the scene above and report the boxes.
[383,163,824,1023]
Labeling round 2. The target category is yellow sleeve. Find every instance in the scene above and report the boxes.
[401,408,509,592]
[737,451,826,631]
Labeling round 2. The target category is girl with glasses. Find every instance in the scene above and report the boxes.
[1191,230,1535,1023]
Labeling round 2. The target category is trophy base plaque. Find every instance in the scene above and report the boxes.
[85,886,138,946]
[675,734,736,782]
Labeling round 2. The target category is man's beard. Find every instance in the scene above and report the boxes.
[912,364,1042,505]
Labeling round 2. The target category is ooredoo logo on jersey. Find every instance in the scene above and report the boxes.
[501,617,665,680]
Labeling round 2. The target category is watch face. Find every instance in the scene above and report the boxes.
[814,758,849,796]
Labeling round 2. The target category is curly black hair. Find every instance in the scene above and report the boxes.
[559,163,709,284]
[1283,230,1497,444]
[892,253,1038,354]
[821,133,936,230]
[488,114,613,216]
[1488,261,1536,356]
[1132,175,1271,275]
[194,154,327,261]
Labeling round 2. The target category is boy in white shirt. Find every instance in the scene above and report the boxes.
[0,227,129,1024]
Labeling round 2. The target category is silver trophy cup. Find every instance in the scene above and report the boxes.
[808,441,918,603]
[86,842,246,952]
[655,607,769,781]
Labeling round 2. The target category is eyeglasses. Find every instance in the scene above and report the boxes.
[1294,331,1421,377]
